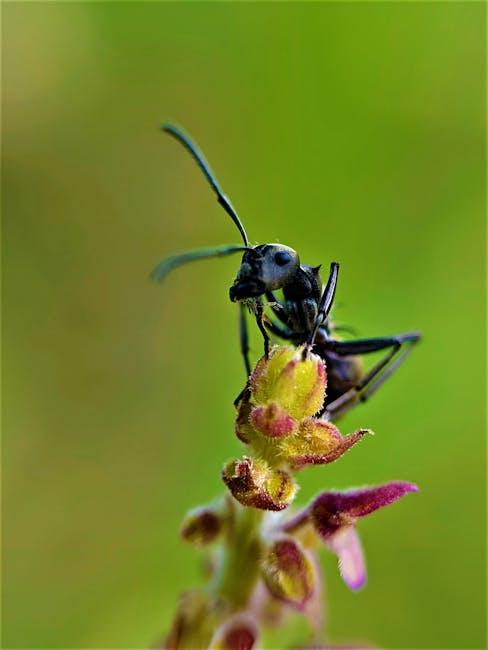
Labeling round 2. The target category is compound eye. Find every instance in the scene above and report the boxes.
[274,250,292,267]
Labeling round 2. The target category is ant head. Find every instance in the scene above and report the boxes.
[229,244,300,302]
[157,127,300,301]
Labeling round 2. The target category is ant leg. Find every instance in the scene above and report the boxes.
[303,262,340,359]
[329,323,360,337]
[326,346,417,420]
[324,332,420,357]
[233,384,250,408]
[265,291,291,327]
[235,301,272,407]
[263,315,295,340]
[324,333,420,420]
[239,303,252,377]
[254,300,270,358]
[233,305,252,408]
[358,346,415,403]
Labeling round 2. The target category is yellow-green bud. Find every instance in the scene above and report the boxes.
[250,346,326,421]
[260,537,316,610]
[281,420,371,470]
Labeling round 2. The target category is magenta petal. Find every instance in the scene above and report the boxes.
[311,481,419,536]
[326,526,366,591]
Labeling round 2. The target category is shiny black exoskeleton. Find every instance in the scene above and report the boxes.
[152,124,420,420]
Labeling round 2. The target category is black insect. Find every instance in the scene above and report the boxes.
[152,124,420,420]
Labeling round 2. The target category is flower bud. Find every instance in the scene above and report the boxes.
[235,396,254,444]
[261,537,316,609]
[250,346,326,420]
[235,395,291,467]
[209,614,258,650]
[222,456,297,511]
[180,506,222,547]
[163,590,221,649]
[281,420,371,470]
[250,402,297,438]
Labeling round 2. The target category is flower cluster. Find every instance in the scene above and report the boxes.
[163,346,418,649]
[223,346,370,511]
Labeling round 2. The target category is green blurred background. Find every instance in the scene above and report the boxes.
[2,2,486,648]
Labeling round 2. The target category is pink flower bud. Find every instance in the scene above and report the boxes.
[250,402,298,438]
[209,613,259,650]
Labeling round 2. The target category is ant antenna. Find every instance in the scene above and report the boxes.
[150,244,248,283]
[162,124,249,246]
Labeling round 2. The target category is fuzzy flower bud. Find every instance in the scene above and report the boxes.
[283,420,371,470]
[250,402,297,438]
[163,590,221,649]
[250,346,326,421]
[222,456,297,511]
[180,505,223,547]
[260,537,316,609]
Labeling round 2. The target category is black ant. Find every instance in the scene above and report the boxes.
[151,124,420,420]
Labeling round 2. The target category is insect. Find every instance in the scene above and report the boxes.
[152,124,420,420]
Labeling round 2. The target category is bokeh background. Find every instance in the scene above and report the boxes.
[2,2,486,649]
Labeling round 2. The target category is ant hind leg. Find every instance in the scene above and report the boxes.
[323,332,420,420]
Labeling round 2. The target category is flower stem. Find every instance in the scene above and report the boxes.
[211,502,264,609]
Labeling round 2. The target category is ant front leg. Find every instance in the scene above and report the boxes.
[254,300,270,358]
[323,332,421,420]
[233,304,253,408]
[263,315,295,341]
[234,299,270,408]
[265,291,292,327]
[303,262,340,359]
[239,302,252,377]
